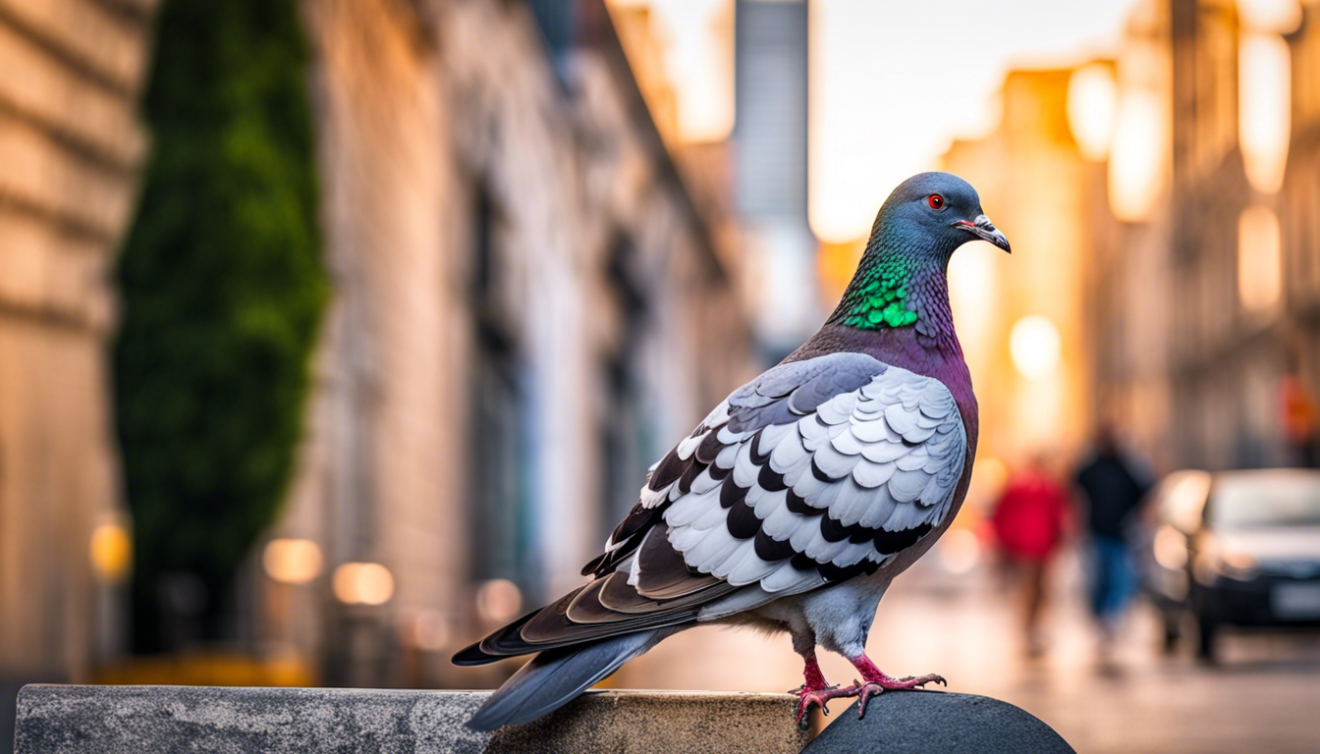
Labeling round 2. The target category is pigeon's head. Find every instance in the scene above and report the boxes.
[872,172,1010,257]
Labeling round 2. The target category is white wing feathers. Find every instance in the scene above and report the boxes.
[648,362,965,595]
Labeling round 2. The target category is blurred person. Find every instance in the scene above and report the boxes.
[1280,353,1318,468]
[1072,425,1152,650]
[990,454,1071,657]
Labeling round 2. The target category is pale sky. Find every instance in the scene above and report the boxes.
[809,0,1140,242]
[614,0,1141,242]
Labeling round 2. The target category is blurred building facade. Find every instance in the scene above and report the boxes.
[934,0,1320,477]
[268,0,752,687]
[0,0,154,689]
[1092,0,1320,471]
[0,0,751,701]
[940,69,1106,475]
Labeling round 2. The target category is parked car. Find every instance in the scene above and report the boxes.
[1142,468,1320,659]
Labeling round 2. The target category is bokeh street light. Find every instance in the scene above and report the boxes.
[476,579,523,623]
[89,521,132,584]
[1237,205,1283,312]
[1009,316,1062,381]
[262,539,324,586]
[332,563,395,606]
[1067,63,1118,162]
[1239,31,1292,193]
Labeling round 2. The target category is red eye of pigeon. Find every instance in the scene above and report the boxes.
[927,194,944,210]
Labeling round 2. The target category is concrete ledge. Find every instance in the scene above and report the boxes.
[14,685,812,754]
[804,691,1075,754]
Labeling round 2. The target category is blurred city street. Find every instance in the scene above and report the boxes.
[6,0,1320,751]
[621,551,1320,753]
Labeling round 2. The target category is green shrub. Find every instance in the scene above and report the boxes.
[114,0,327,651]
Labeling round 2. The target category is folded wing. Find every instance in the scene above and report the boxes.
[454,352,967,665]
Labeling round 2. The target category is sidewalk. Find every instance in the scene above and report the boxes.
[616,546,1320,753]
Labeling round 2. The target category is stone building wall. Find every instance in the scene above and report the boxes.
[271,0,751,686]
[0,0,748,694]
[0,0,156,680]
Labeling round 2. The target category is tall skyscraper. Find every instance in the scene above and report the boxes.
[734,0,819,358]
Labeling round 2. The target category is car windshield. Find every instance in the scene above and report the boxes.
[1209,472,1320,529]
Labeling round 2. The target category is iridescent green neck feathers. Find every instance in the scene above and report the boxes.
[835,257,920,330]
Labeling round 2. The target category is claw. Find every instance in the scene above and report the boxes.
[855,682,885,718]
[794,670,948,727]
[793,685,841,728]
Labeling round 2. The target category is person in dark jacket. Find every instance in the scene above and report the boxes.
[1073,424,1151,646]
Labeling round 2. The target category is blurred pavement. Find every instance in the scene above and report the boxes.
[618,548,1320,754]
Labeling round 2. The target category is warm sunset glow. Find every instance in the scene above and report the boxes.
[613,1,1143,241]
[609,0,734,142]
[1067,63,1118,161]
[1239,32,1291,194]
[1237,205,1283,312]
[1108,88,1166,221]
[1009,315,1062,380]
[816,238,865,305]
[332,562,395,606]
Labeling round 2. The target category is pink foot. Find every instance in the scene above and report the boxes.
[792,684,853,728]
[850,672,947,719]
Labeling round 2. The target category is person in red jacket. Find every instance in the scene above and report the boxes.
[991,453,1072,656]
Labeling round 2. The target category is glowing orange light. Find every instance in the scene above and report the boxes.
[333,562,395,606]
[1108,89,1166,222]
[1237,0,1303,34]
[1239,32,1291,194]
[1237,205,1282,312]
[262,538,323,585]
[90,523,132,582]
[1067,64,1117,161]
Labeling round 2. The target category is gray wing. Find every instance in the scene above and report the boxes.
[582,352,889,577]
[656,356,967,596]
[456,352,966,663]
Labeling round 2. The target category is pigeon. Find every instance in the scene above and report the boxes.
[454,172,1010,730]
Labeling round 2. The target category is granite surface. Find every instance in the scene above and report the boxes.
[803,690,1076,753]
[14,685,812,754]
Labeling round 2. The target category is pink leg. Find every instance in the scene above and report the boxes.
[800,652,829,691]
[790,651,855,728]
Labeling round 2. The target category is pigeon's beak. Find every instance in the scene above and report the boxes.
[952,214,1011,253]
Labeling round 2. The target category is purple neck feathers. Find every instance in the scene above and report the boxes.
[789,262,977,451]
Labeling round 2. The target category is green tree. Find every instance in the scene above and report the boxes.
[114,0,327,652]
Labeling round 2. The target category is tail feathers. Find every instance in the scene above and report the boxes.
[465,628,670,731]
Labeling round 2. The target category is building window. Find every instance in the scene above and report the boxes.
[599,234,652,533]
[467,186,534,590]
